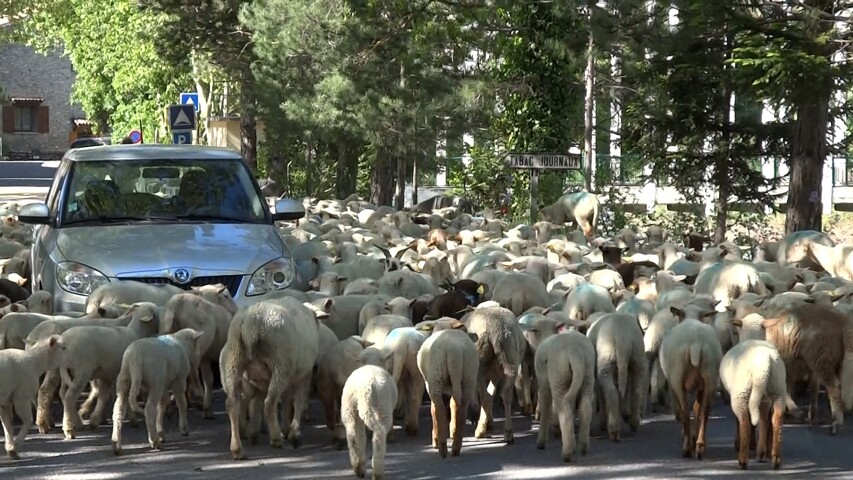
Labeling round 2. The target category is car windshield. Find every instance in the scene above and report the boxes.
[61,158,268,225]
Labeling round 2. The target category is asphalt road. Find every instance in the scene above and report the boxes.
[0,391,850,480]
[0,161,58,188]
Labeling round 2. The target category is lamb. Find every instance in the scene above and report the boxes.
[533,329,596,462]
[0,311,81,350]
[361,314,413,346]
[344,278,380,296]
[461,305,525,444]
[111,328,208,454]
[719,339,786,470]
[659,318,723,459]
[563,283,615,322]
[18,290,53,315]
[585,313,648,441]
[313,294,384,340]
[377,269,441,299]
[415,318,479,458]
[85,280,184,314]
[341,364,398,480]
[220,297,320,460]
[0,335,64,459]
[159,288,239,419]
[58,302,162,439]
[0,277,28,303]
[616,297,656,331]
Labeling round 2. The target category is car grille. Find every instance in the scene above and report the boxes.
[119,275,243,297]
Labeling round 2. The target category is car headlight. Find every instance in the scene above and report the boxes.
[56,262,109,296]
[246,257,294,296]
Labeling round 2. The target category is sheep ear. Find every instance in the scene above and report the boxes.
[672,274,687,283]
[670,306,685,319]
[192,330,205,340]
[137,309,154,323]
[97,307,107,316]
[323,298,334,311]
[701,310,717,320]
[48,336,58,348]
[408,299,418,308]
[518,323,536,332]
[803,297,815,304]
[337,276,348,282]
[761,317,784,329]
[729,318,743,327]
[542,307,551,315]
[450,320,467,330]
[311,257,320,265]
[555,321,566,332]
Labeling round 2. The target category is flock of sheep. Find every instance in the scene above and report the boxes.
[1,189,853,479]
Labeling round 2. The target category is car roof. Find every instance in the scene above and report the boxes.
[64,144,244,162]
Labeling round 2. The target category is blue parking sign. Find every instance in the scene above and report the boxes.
[173,131,192,145]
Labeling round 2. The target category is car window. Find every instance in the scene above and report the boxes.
[46,159,70,216]
[61,158,268,225]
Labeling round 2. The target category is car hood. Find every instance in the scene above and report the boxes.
[56,223,284,277]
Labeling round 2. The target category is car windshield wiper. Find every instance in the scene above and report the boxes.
[64,215,155,225]
[173,213,247,223]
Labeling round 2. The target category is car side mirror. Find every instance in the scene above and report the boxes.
[17,202,51,225]
[272,198,305,222]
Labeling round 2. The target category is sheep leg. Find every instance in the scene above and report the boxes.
[770,399,784,470]
[247,394,264,445]
[111,385,127,455]
[286,379,311,449]
[500,375,516,444]
[807,376,819,425]
[36,370,60,433]
[364,403,393,480]
[262,372,286,449]
[432,396,449,458]
[578,387,593,456]
[600,374,621,442]
[200,362,215,419]
[156,393,170,444]
[0,406,18,459]
[474,376,494,439]
[61,369,92,439]
[557,389,576,462]
[144,390,162,450]
[406,373,426,437]
[737,411,751,469]
[224,363,247,460]
[694,385,712,460]
[344,410,367,478]
[825,381,844,436]
[430,402,439,450]
[629,370,646,434]
[449,396,465,457]
[756,402,770,463]
[536,383,553,450]
[670,386,693,458]
[78,382,98,419]
[88,380,113,429]
[12,395,33,456]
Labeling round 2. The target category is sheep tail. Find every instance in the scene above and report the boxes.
[841,349,853,410]
[126,362,145,415]
[490,329,517,379]
[0,332,5,350]
[239,313,261,362]
[448,349,464,405]
[565,354,585,406]
[748,376,763,427]
[616,348,629,401]
[689,342,702,369]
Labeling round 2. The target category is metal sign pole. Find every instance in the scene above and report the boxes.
[530,168,540,224]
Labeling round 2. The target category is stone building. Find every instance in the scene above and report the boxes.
[0,23,86,160]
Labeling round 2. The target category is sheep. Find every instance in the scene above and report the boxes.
[587,268,626,296]
[758,303,853,435]
[694,258,767,311]
[719,339,786,470]
[313,295,384,340]
[17,290,52,315]
[377,269,441,299]
[220,297,321,460]
[0,277,28,303]
[423,280,484,320]
[533,329,596,462]
[58,302,162,439]
[111,328,208,454]
[361,314,413,346]
[415,318,479,458]
[585,313,648,441]
[358,327,427,437]
[315,335,375,448]
[0,334,64,459]
[616,297,656,331]
[85,280,184,314]
[539,191,600,237]
[659,318,723,459]
[563,284,615,323]
[341,364,398,480]
[344,278,380,296]
[0,311,82,350]
[159,288,238,419]
[461,305,525,444]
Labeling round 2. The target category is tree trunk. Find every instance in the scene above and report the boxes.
[371,150,393,206]
[395,156,406,210]
[785,98,829,234]
[239,80,257,173]
[336,141,348,199]
[583,3,595,192]
[714,32,734,244]
[304,134,315,198]
[412,157,418,206]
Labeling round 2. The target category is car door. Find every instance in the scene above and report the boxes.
[31,158,70,289]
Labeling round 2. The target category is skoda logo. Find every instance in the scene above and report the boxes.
[173,268,191,284]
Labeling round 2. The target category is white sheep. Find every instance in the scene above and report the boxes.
[490,272,552,316]
[0,334,64,459]
[361,314,413,346]
[315,335,374,448]
[220,297,320,460]
[659,318,723,459]
[111,328,208,454]
[159,288,238,419]
[58,302,162,439]
[586,313,648,441]
[533,330,596,462]
[85,280,184,314]
[719,339,786,470]
[341,364,398,480]
[415,318,479,458]
[562,284,615,322]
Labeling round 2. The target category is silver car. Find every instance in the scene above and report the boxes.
[17,144,304,312]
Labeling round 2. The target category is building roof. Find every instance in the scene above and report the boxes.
[65,144,243,162]
[10,96,44,103]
